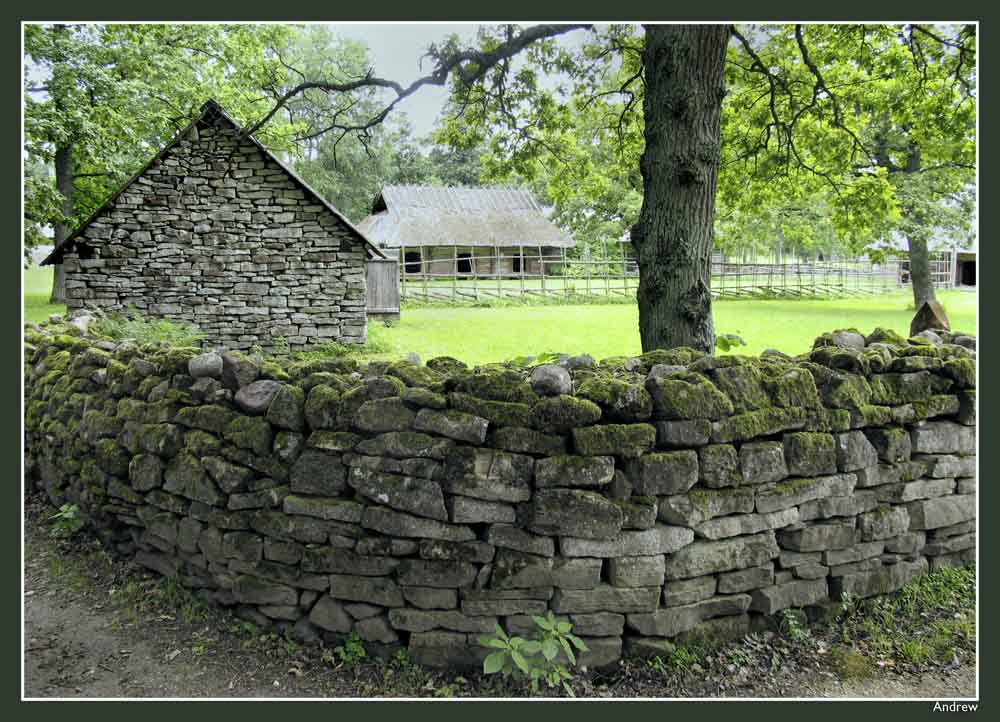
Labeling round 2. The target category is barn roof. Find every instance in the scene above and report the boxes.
[356,185,576,249]
[41,99,383,265]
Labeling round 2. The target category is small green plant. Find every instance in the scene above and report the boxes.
[778,608,811,643]
[715,332,748,352]
[48,503,85,538]
[478,613,588,696]
[89,306,205,345]
[332,632,368,667]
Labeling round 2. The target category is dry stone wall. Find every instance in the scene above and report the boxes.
[58,105,369,351]
[24,322,976,669]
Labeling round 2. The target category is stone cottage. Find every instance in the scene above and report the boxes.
[41,99,383,351]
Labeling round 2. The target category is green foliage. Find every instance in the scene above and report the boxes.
[715,333,747,353]
[478,613,588,696]
[23,24,297,258]
[331,632,368,668]
[833,564,975,665]
[89,307,205,346]
[777,609,811,643]
[285,26,487,223]
[48,503,84,538]
[437,23,975,266]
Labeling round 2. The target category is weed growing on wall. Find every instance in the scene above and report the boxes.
[478,614,589,696]
[89,307,206,346]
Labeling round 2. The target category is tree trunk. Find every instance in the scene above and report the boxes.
[631,25,729,353]
[901,149,937,308]
[50,143,74,304]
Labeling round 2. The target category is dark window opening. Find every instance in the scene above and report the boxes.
[404,251,422,274]
[960,260,976,286]
[512,254,522,273]
[75,242,95,260]
[456,252,473,275]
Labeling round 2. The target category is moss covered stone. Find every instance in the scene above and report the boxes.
[224,416,274,456]
[387,361,442,389]
[809,346,869,375]
[202,455,254,494]
[129,453,163,491]
[259,361,292,383]
[639,347,705,368]
[402,386,448,409]
[848,405,893,429]
[304,384,341,431]
[531,395,602,433]
[759,365,821,409]
[782,432,837,476]
[868,371,939,405]
[575,377,652,422]
[426,356,468,376]
[287,356,358,380]
[487,426,567,456]
[356,431,454,460]
[184,429,223,457]
[626,450,698,495]
[80,409,122,444]
[804,408,852,433]
[448,392,532,428]
[534,454,615,488]
[290,448,348,495]
[703,363,771,413]
[710,407,806,444]
[94,439,131,476]
[137,423,184,457]
[645,372,734,421]
[863,427,911,464]
[865,327,907,346]
[698,444,741,488]
[307,430,361,453]
[299,371,351,393]
[163,451,225,506]
[572,423,656,458]
[527,489,623,539]
[266,384,306,431]
[451,368,537,404]
[353,397,416,433]
[272,431,305,464]
[658,486,755,526]
[174,404,234,434]
[941,358,975,389]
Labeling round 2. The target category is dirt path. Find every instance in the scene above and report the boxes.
[22,500,977,700]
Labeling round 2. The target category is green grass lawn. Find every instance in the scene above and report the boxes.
[369,290,976,365]
[23,266,64,325]
[24,265,976,365]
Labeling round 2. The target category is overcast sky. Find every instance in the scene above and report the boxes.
[325,23,482,137]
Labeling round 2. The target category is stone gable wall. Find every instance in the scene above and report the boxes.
[61,115,368,351]
[24,323,976,669]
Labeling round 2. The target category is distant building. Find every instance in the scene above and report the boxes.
[356,185,575,278]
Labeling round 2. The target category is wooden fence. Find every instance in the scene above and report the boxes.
[394,249,956,303]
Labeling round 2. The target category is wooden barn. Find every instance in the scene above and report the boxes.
[356,185,576,280]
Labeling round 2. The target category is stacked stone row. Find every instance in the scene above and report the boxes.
[23,324,976,669]
[61,112,368,351]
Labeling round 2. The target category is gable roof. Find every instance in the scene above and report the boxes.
[41,99,383,265]
[357,184,576,249]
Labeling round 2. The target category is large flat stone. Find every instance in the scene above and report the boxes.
[552,584,661,614]
[526,489,623,539]
[626,595,751,637]
[347,466,448,521]
[664,532,779,580]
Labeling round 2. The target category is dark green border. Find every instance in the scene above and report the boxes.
[6,1,991,719]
